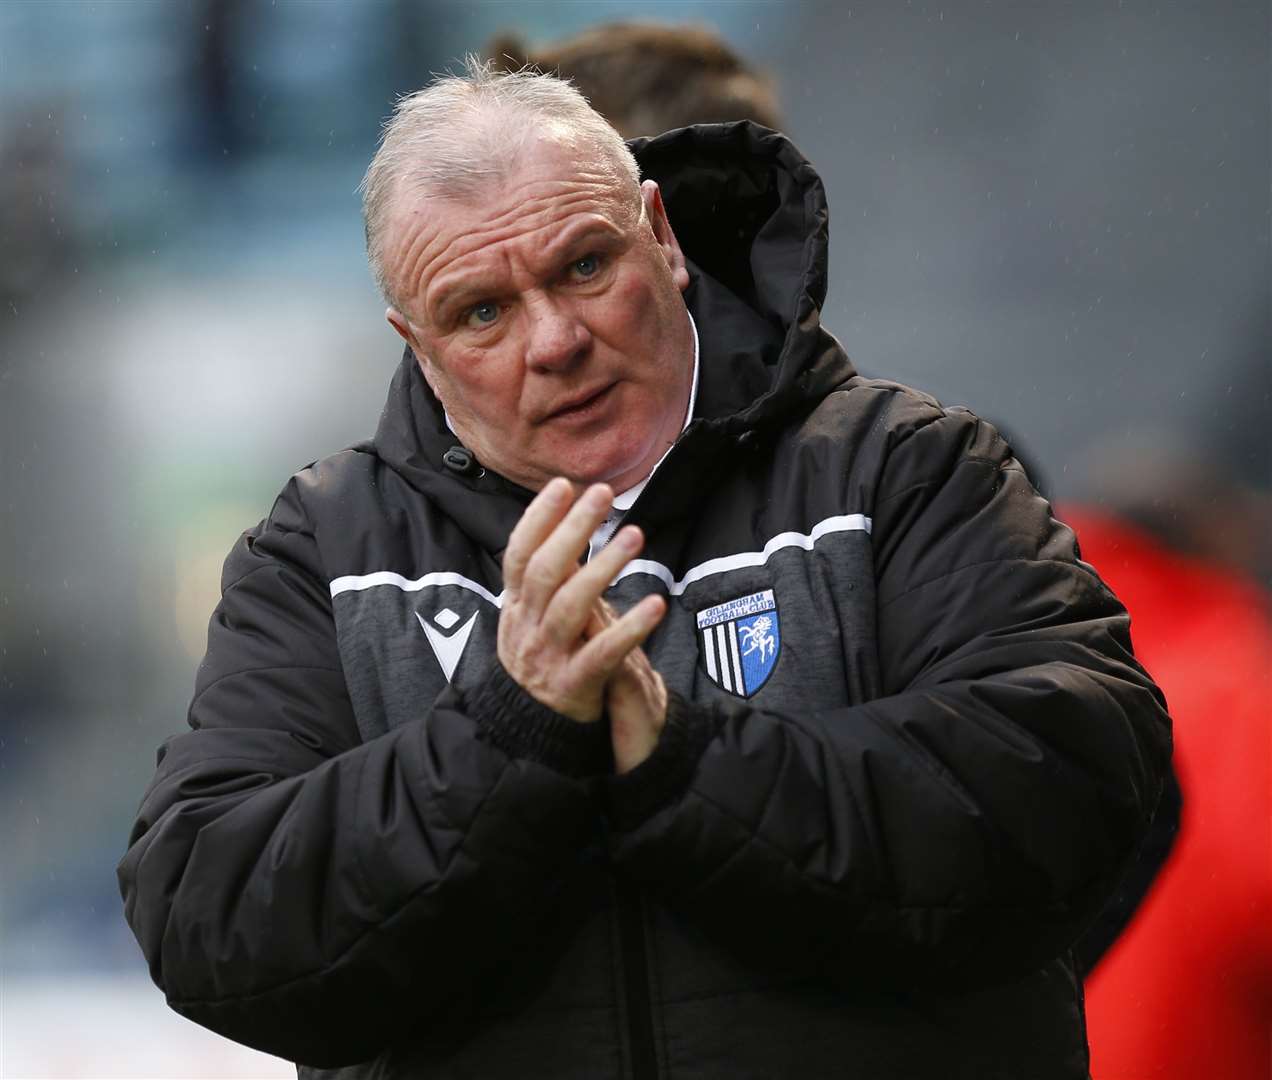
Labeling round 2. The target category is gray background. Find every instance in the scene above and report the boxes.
[1,1,1267,1075]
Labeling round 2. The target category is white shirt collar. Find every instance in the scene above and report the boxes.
[608,308,700,512]
[586,310,698,556]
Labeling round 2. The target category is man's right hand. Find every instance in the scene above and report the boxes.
[498,477,667,723]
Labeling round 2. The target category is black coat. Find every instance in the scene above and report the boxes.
[118,123,1171,1078]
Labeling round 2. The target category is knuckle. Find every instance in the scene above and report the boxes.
[523,551,559,588]
[565,570,607,605]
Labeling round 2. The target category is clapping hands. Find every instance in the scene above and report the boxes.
[498,478,668,772]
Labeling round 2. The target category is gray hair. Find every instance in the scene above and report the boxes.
[360,56,642,310]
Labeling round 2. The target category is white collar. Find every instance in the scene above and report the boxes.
[608,308,700,512]
[585,310,698,557]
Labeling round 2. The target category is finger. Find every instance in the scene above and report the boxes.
[574,594,667,678]
[502,477,574,592]
[544,525,644,645]
[583,597,617,640]
[517,483,613,612]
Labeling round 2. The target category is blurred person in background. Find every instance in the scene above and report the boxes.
[117,59,1170,1080]
[991,425,1271,1076]
[1073,433,1272,593]
[485,21,782,138]
[1061,455,1272,1079]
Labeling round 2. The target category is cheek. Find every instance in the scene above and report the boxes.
[437,347,520,411]
[605,269,685,379]
[608,273,663,338]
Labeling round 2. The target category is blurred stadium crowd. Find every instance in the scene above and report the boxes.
[1,2,1267,1076]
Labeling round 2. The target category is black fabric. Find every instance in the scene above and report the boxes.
[117,122,1171,1078]
[1074,769,1183,976]
[605,691,715,832]
[609,403,1166,992]
[469,658,613,778]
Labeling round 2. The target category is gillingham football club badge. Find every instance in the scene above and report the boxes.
[696,589,780,698]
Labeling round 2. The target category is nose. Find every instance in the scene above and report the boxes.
[523,294,590,372]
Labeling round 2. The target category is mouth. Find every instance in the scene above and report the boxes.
[541,382,617,423]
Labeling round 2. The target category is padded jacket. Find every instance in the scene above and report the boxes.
[118,123,1172,1079]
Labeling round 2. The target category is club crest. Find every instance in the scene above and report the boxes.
[696,589,780,698]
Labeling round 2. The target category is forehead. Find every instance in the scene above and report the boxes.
[388,137,640,316]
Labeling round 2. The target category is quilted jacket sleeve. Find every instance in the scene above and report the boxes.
[117,473,604,1067]
[605,405,1172,989]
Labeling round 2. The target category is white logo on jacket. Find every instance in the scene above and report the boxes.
[415,607,479,682]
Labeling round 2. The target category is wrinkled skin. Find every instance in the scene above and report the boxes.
[382,135,691,764]
[497,478,668,770]
[384,134,694,495]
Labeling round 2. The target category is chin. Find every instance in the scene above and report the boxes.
[524,413,666,490]
[556,446,649,490]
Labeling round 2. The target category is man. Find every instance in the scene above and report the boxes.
[119,63,1171,1078]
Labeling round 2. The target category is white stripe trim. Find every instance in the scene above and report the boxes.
[329,570,503,608]
[329,513,871,605]
[727,619,744,693]
[613,513,872,596]
[715,624,733,692]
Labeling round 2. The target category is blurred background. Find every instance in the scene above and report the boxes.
[0,1,1267,1076]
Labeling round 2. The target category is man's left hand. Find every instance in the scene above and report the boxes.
[590,599,668,773]
[499,479,666,723]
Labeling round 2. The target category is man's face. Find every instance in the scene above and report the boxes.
[384,135,694,494]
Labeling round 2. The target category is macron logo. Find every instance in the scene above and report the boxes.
[415,607,479,683]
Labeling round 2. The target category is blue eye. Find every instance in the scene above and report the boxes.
[466,302,499,327]
[571,254,600,278]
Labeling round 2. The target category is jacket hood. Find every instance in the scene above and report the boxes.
[631,121,851,431]
[372,121,854,552]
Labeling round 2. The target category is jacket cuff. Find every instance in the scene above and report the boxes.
[605,691,714,831]
[466,659,611,779]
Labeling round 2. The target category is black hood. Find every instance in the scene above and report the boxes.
[631,121,851,431]
[372,121,855,553]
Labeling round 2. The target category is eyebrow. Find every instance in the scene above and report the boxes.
[428,219,624,323]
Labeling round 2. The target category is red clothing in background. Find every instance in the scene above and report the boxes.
[1063,507,1272,1080]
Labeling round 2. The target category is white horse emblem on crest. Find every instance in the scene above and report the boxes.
[739,616,777,664]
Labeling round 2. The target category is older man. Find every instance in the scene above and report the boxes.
[119,64,1170,1079]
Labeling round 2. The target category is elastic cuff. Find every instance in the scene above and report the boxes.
[605,691,713,831]
[466,659,611,778]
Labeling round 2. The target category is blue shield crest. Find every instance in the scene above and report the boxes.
[696,589,780,698]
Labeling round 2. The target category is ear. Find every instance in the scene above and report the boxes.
[386,306,417,348]
[386,307,440,395]
[641,180,690,293]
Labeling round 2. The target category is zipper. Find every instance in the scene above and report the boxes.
[614,877,658,1079]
